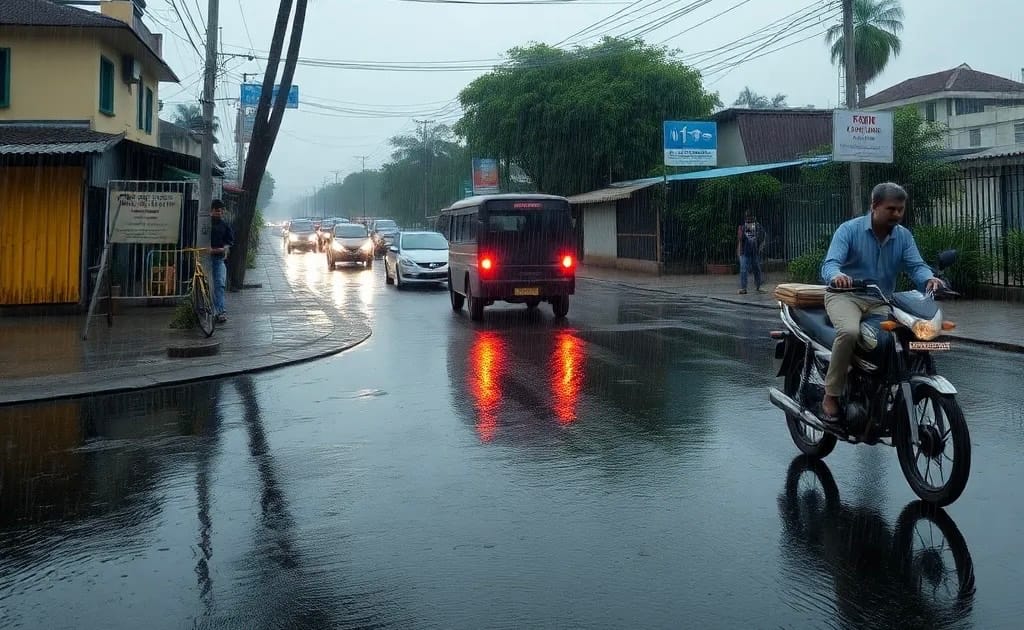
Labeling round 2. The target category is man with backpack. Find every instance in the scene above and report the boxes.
[736,210,766,294]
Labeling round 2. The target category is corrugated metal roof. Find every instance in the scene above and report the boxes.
[953,145,1024,161]
[612,156,831,189]
[566,182,651,205]
[0,125,124,155]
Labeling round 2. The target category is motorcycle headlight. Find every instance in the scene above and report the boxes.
[289,234,299,241]
[895,309,942,341]
[308,234,317,242]
[331,241,342,251]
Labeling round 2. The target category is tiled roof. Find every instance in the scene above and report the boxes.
[714,109,833,165]
[860,64,1024,107]
[0,125,124,155]
[0,0,125,27]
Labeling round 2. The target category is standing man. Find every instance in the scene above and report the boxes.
[209,199,233,324]
[737,210,766,294]
[819,182,943,422]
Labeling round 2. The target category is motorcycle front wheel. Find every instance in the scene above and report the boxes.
[784,348,837,458]
[895,384,971,507]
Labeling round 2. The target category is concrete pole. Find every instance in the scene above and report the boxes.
[842,0,863,216]
[354,155,369,215]
[198,0,220,248]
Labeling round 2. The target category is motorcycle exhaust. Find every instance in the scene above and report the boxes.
[768,387,834,435]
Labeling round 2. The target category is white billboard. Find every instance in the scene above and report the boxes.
[108,191,184,244]
[832,110,894,163]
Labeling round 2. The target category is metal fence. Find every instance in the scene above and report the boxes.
[105,180,199,300]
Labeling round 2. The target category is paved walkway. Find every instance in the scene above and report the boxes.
[578,265,1024,352]
[0,245,371,406]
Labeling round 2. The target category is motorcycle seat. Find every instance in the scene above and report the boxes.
[790,306,836,347]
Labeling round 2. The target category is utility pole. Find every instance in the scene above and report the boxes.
[354,155,369,215]
[414,118,434,218]
[842,0,863,216]
[198,0,220,248]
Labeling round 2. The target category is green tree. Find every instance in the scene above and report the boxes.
[319,170,385,217]
[381,124,470,225]
[172,103,219,137]
[825,0,904,104]
[257,171,276,209]
[455,37,720,196]
[733,87,787,108]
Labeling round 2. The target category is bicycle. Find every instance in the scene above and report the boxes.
[180,247,216,337]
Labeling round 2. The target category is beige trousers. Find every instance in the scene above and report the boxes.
[823,291,890,397]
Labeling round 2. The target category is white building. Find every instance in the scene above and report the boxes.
[860,63,1024,151]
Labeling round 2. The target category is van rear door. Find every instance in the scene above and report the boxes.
[481,199,573,268]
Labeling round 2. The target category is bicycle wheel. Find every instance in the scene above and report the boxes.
[192,277,216,337]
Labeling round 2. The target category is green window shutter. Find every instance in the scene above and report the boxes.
[99,56,115,115]
[136,81,145,128]
[145,87,154,133]
[0,48,10,108]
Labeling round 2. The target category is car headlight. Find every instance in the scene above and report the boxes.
[289,234,299,241]
[308,234,317,241]
[360,240,373,251]
[399,257,417,268]
[895,309,942,341]
[331,241,343,251]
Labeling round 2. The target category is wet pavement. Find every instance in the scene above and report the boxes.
[2,248,1024,629]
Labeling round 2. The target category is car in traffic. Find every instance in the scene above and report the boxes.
[370,219,400,254]
[326,222,374,269]
[317,217,347,251]
[438,194,576,321]
[284,219,319,254]
[384,231,449,289]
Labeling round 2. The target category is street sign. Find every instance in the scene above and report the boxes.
[832,110,894,163]
[461,178,474,199]
[472,158,500,195]
[664,121,717,167]
[240,83,299,109]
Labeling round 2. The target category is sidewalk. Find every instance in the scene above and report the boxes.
[578,265,1024,353]
[0,246,371,406]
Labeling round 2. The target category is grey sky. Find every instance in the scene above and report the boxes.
[148,0,1023,205]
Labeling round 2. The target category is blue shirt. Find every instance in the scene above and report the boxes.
[820,214,933,295]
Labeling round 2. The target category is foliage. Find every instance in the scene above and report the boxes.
[172,103,219,138]
[257,171,276,210]
[1009,229,1024,282]
[455,37,720,196]
[674,174,782,265]
[733,87,787,108]
[906,223,992,297]
[800,106,957,215]
[788,236,832,283]
[380,125,471,225]
[169,297,197,329]
[825,0,904,101]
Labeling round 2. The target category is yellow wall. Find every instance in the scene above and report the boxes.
[0,166,84,305]
[0,31,161,145]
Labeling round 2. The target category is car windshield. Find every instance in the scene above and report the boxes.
[375,220,398,230]
[290,221,314,232]
[401,233,448,250]
[335,224,368,238]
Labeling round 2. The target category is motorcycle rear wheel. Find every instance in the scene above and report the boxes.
[895,384,971,507]
[784,349,837,458]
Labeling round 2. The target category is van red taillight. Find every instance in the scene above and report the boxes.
[480,256,494,271]
[561,255,575,270]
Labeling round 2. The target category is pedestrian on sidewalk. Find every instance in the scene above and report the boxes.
[209,199,234,324]
[737,210,766,294]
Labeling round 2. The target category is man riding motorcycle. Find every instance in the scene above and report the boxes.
[819,182,944,423]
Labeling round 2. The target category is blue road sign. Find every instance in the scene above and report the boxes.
[663,121,717,167]
[240,83,299,109]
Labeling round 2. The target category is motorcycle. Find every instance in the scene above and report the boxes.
[768,249,971,507]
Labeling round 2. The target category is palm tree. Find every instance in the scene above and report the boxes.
[826,0,904,105]
[733,86,788,109]
[173,103,219,137]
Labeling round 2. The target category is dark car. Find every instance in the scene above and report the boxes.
[371,219,400,254]
[326,223,374,269]
[284,219,318,253]
[439,194,575,321]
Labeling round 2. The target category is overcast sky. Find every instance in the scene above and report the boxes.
[145,0,1023,207]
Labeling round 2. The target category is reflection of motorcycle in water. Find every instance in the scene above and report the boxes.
[778,457,975,629]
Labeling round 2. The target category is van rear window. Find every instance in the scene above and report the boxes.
[486,208,571,234]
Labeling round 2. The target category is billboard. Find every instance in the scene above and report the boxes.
[108,191,183,244]
[472,158,500,195]
[663,121,717,167]
[240,83,299,109]
[832,110,894,163]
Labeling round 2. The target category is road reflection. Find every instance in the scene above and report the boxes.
[778,457,975,629]
[550,331,585,425]
[468,331,505,442]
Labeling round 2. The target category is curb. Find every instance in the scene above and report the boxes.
[579,275,1024,353]
[0,327,371,408]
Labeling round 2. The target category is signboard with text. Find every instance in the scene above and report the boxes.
[832,110,894,163]
[108,191,184,244]
[472,158,500,195]
[664,121,717,167]
[240,83,299,109]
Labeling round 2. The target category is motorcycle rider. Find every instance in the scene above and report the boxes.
[819,182,944,423]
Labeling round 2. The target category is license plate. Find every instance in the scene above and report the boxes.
[909,341,951,351]
[514,287,540,297]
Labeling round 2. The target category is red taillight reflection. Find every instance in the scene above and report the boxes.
[561,255,574,270]
[469,332,504,442]
[551,332,585,425]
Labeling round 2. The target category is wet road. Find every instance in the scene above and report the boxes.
[3,247,1024,629]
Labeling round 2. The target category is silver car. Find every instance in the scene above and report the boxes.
[384,231,449,288]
